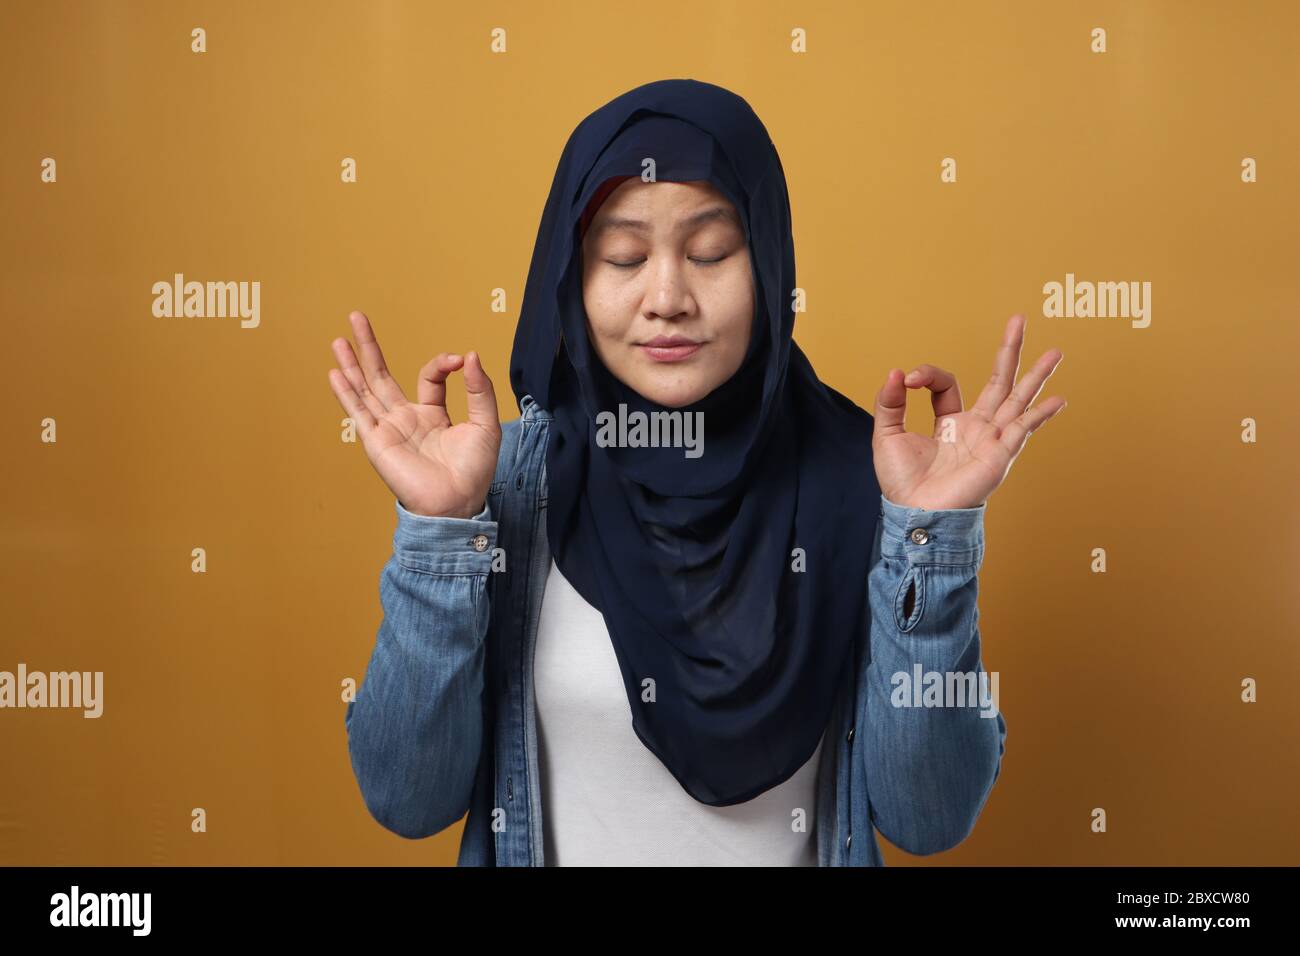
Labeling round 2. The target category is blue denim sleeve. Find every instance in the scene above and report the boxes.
[862,492,1007,855]
[343,498,498,839]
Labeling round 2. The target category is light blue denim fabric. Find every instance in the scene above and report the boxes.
[344,393,1007,865]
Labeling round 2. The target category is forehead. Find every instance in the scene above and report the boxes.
[587,179,742,235]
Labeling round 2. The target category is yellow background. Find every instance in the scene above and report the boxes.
[2,0,1297,865]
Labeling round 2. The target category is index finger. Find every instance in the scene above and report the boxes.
[903,363,963,420]
[415,353,464,428]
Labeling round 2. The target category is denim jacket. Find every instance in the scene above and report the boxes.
[344,393,1007,865]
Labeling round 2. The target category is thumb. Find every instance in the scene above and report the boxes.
[872,368,908,442]
[462,350,502,435]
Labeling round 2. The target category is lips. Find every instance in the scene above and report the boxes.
[639,335,703,362]
[643,335,697,347]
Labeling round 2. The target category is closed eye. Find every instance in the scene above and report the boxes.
[605,256,728,269]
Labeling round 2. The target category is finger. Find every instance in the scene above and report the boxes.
[903,363,963,422]
[348,310,408,408]
[998,397,1067,457]
[994,349,1063,429]
[462,350,502,435]
[331,335,388,421]
[416,353,464,427]
[872,368,909,441]
[327,367,378,433]
[972,314,1026,419]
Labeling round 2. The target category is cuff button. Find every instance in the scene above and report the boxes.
[909,528,930,545]
[470,534,490,552]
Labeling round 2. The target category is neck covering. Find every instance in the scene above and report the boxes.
[509,78,881,807]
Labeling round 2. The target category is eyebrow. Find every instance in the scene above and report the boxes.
[590,205,741,237]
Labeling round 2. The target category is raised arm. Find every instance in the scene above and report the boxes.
[344,501,498,838]
[862,311,1066,853]
[327,309,503,837]
[862,493,1005,854]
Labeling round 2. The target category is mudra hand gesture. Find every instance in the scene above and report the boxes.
[327,310,502,519]
[872,313,1066,511]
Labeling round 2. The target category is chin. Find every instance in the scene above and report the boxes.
[634,376,712,409]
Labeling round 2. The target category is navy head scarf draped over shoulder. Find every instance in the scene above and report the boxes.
[509,78,882,807]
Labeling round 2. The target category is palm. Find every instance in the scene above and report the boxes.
[875,410,1009,509]
[328,310,502,519]
[366,404,499,518]
[872,314,1066,511]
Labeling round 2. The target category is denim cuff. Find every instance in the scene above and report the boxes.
[879,492,985,565]
[391,499,498,573]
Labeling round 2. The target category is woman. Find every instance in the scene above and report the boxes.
[330,78,1065,866]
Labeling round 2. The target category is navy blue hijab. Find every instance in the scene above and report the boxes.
[510,78,881,807]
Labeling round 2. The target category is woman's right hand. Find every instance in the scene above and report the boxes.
[328,310,502,519]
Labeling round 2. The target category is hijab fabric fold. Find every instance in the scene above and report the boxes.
[510,78,881,807]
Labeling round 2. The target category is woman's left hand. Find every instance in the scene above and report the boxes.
[871,313,1066,511]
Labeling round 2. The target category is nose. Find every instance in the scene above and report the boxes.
[642,255,696,323]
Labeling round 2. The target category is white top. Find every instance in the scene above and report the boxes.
[533,558,823,866]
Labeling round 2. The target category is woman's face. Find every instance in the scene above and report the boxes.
[580,179,754,408]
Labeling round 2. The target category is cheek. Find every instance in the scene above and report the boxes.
[709,268,755,363]
[582,280,630,343]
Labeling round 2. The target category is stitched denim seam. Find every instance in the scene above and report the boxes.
[391,563,493,578]
[887,550,984,567]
